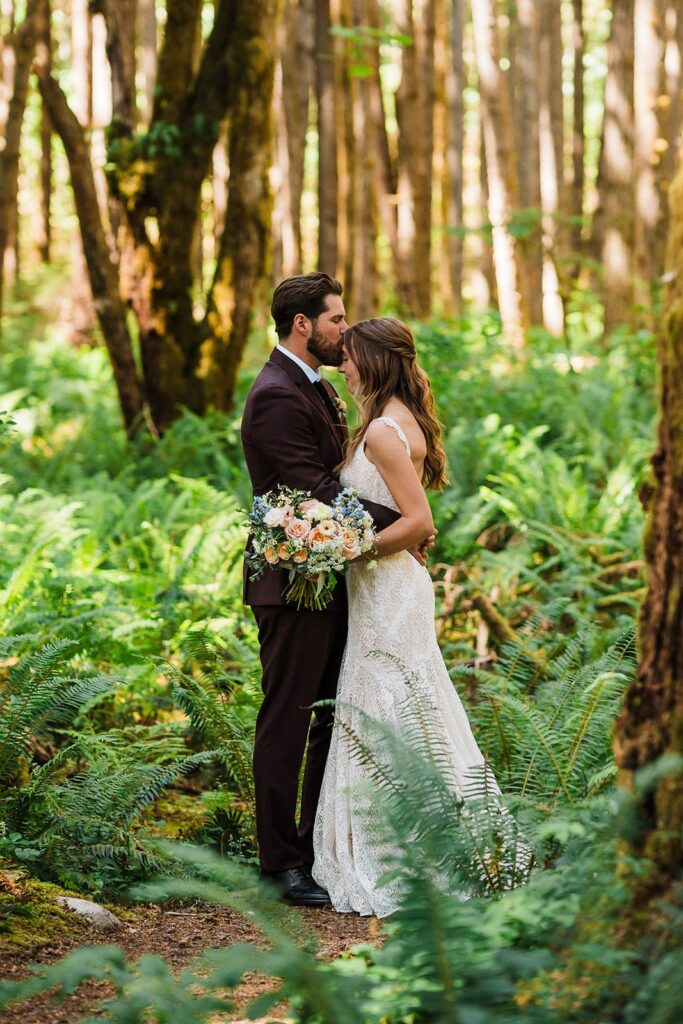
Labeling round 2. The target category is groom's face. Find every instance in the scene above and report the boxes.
[306,294,347,367]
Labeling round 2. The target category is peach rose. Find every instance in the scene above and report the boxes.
[285,517,311,541]
[281,504,295,523]
[264,546,279,564]
[277,542,291,560]
[341,528,360,558]
[308,526,330,548]
[292,548,309,563]
[317,519,341,537]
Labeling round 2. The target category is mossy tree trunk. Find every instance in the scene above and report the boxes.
[613,150,683,887]
[38,0,277,433]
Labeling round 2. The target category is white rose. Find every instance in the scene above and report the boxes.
[264,507,285,528]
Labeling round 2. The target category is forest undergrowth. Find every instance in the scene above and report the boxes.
[2,272,681,1022]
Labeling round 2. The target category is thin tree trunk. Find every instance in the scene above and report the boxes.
[37,0,51,264]
[200,0,278,410]
[516,0,543,324]
[594,0,635,334]
[634,0,665,318]
[444,0,465,315]
[35,65,144,430]
[539,0,566,334]
[654,3,683,280]
[276,0,313,278]
[613,153,683,889]
[316,0,338,275]
[137,0,156,126]
[349,0,377,320]
[69,0,95,343]
[570,0,585,260]
[0,0,43,323]
[394,0,435,317]
[471,0,529,348]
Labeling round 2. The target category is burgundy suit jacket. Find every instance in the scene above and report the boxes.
[241,346,399,607]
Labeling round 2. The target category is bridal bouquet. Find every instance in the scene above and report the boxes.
[246,485,376,610]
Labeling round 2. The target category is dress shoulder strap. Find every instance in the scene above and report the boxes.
[373,416,411,456]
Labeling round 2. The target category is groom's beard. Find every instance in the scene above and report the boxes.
[307,326,343,367]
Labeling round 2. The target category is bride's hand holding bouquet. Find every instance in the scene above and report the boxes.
[246,485,376,610]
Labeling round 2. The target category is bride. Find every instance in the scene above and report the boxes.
[312,317,500,918]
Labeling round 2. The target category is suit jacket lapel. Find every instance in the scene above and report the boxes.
[268,347,346,461]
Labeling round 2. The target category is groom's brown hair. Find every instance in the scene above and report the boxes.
[271,273,343,339]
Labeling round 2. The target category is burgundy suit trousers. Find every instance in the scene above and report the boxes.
[252,604,348,872]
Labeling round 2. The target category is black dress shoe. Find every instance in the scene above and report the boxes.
[266,866,331,907]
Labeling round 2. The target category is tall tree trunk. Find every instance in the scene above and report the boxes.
[364,0,413,309]
[654,3,683,280]
[316,0,338,275]
[570,0,585,262]
[613,152,683,891]
[0,0,44,324]
[515,0,543,324]
[634,0,665,318]
[538,0,566,334]
[37,0,51,264]
[443,0,464,315]
[594,0,635,334]
[137,0,156,126]
[275,0,313,279]
[35,64,144,431]
[394,0,435,317]
[471,0,529,348]
[198,0,278,410]
[69,0,95,343]
[348,0,377,320]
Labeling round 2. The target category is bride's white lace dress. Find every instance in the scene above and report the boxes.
[312,417,498,918]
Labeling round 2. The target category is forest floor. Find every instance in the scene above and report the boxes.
[0,897,378,1023]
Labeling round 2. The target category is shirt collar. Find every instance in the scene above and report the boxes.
[275,344,321,383]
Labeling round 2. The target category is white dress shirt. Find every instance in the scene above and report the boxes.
[276,344,321,384]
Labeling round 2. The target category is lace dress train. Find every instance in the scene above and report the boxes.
[312,417,499,917]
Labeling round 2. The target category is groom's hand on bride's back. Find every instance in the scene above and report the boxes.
[410,530,437,566]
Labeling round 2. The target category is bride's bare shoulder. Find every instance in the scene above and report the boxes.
[374,402,427,458]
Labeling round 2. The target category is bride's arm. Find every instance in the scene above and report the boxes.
[361,421,434,558]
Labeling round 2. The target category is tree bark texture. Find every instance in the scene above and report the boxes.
[137,0,156,126]
[515,0,543,324]
[200,0,278,410]
[348,0,378,320]
[0,0,44,321]
[443,0,464,314]
[613,154,683,882]
[571,0,585,260]
[275,0,313,278]
[394,0,435,317]
[634,0,665,315]
[37,0,51,264]
[471,0,528,348]
[316,0,338,275]
[594,0,635,333]
[35,64,144,431]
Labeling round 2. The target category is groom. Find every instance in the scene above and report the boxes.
[241,273,403,906]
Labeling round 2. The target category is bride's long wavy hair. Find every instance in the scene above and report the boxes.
[341,318,448,491]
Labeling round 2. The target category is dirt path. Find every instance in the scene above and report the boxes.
[0,902,379,1023]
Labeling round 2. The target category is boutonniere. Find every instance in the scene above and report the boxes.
[333,396,347,418]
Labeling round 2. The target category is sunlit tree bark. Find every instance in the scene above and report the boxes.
[137,0,156,126]
[654,3,683,277]
[443,0,464,314]
[594,0,635,333]
[0,0,45,323]
[316,0,338,275]
[393,0,435,317]
[634,0,665,317]
[570,0,585,261]
[471,0,528,348]
[538,0,565,334]
[37,0,51,264]
[515,0,543,324]
[35,56,144,430]
[274,0,313,278]
[348,0,377,320]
